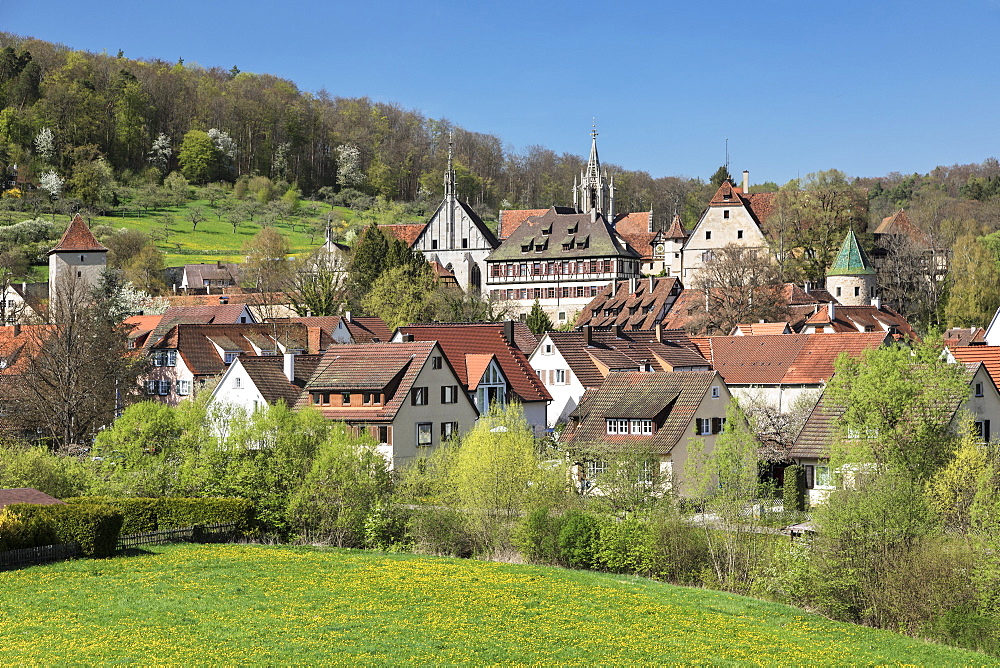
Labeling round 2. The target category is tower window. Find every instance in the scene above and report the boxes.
[737,230,743,239]
[705,231,712,240]
[836,287,842,297]
[723,210,730,219]
[80,255,85,261]
[77,271,82,278]
[854,286,860,297]
[462,238,468,248]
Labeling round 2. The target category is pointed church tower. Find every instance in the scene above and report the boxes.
[825,229,876,306]
[444,134,457,249]
[47,214,108,316]
[577,125,610,218]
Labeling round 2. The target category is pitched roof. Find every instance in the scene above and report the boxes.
[664,214,688,239]
[183,262,240,285]
[487,207,640,262]
[789,392,846,460]
[697,332,890,385]
[704,180,776,228]
[146,304,253,348]
[48,214,107,254]
[944,327,986,347]
[238,354,322,407]
[345,316,392,343]
[380,223,427,248]
[396,323,550,403]
[560,370,721,455]
[150,323,310,376]
[427,198,499,248]
[0,488,66,509]
[498,209,549,240]
[0,324,51,376]
[827,230,876,276]
[804,305,918,341]
[612,211,653,236]
[949,346,1000,391]
[732,322,792,336]
[297,341,438,422]
[874,209,933,247]
[576,277,681,330]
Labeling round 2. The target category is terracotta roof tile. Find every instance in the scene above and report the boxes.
[732,322,791,336]
[380,223,427,248]
[396,323,550,403]
[804,305,918,341]
[664,214,688,239]
[0,488,66,509]
[48,214,107,254]
[950,346,1000,391]
[239,354,322,407]
[874,209,934,247]
[576,277,681,330]
[465,354,496,390]
[150,323,309,377]
[498,209,549,240]
[789,393,845,460]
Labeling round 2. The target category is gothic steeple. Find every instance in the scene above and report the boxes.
[577,123,610,217]
[445,132,456,248]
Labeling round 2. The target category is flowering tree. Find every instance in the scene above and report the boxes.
[38,170,64,199]
[147,133,172,170]
[34,127,55,162]
[335,143,364,188]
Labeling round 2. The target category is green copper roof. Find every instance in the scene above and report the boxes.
[827,230,876,276]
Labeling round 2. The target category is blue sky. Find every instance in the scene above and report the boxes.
[3,0,997,185]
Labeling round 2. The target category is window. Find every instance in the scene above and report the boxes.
[836,286,842,298]
[695,417,726,435]
[341,392,352,406]
[558,311,566,321]
[441,422,458,440]
[976,382,984,397]
[158,379,171,396]
[854,286,860,297]
[804,464,815,489]
[711,386,720,398]
[543,343,553,354]
[585,460,608,479]
[145,380,157,395]
[166,350,177,366]
[378,426,390,444]
[461,238,468,249]
[630,419,653,435]
[234,376,242,389]
[705,231,712,240]
[547,287,555,299]
[606,419,629,434]
[815,465,832,488]
[431,240,438,250]
[441,385,458,404]
[176,380,191,396]
[737,230,743,239]
[224,351,239,364]
[363,393,379,405]
[555,369,566,384]
[712,417,726,434]
[411,387,428,406]
[976,420,992,442]
[723,210,730,219]
[416,422,432,446]
[77,271,82,278]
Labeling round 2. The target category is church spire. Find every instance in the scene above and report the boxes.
[578,122,610,217]
[444,132,456,199]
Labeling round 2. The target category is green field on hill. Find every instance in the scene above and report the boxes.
[0,543,991,665]
[86,200,357,267]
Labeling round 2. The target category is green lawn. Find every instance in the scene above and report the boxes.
[89,200,356,266]
[0,543,991,665]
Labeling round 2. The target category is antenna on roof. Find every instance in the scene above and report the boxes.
[725,138,729,172]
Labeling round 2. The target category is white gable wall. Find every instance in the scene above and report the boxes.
[529,333,586,426]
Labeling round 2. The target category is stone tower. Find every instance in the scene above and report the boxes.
[825,229,876,306]
[48,214,108,316]
[573,125,613,219]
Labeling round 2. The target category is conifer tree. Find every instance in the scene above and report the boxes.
[526,299,552,335]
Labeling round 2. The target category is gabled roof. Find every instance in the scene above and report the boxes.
[561,370,722,455]
[497,209,550,240]
[576,277,681,330]
[874,209,933,247]
[150,323,309,376]
[612,212,658,260]
[949,346,1000,391]
[145,304,254,348]
[827,230,876,276]
[703,180,775,228]
[804,305,918,341]
[238,354,322,407]
[345,316,392,343]
[297,341,441,421]
[0,324,51,376]
[183,262,240,285]
[732,322,792,336]
[48,214,107,254]
[426,198,499,249]
[380,223,427,248]
[696,332,890,385]
[487,207,640,262]
[664,214,688,240]
[395,323,550,403]
[0,488,66,510]
[944,327,986,347]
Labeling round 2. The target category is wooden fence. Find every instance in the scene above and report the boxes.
[0,522,241,570]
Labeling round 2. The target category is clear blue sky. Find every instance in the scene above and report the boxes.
[4,0,997,185]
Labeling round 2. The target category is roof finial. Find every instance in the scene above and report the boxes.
[445,130,456,198]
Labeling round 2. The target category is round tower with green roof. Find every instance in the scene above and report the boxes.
[825,229,876,306]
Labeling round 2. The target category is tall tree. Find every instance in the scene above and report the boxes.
[945,232,1000,327]
[688,245,789,335]
[526,299,552,335]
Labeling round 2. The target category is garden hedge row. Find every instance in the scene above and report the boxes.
[64,497,255,535]
[0,504,123,557]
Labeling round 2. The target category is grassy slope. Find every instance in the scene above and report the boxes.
[0,543,992,665]
[89,201,357,267]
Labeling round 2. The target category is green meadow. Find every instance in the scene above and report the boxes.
[0,543,992,665]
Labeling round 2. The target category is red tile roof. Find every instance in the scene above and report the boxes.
[874,209,933,247]
[498,209,549,240]
[0,324,51,376]
[238,354,322,407]
[0,488,66,509]
[613,211,653,235]
[150,323,310,377]
[380,223,427,248]
[146,304,253,348]
[705,181,775,227]
[396,323,550,403]
[297,341,440,422]
[576,277,681,330]
[698,332,890,385]
[48,214,107,254]
[950,346,1000,391]
[804,305,918,341]
[732,322,792,336]
[664,214,688,239]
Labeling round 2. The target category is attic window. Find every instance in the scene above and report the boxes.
[723,210,730,219]
[737,230,743,239]
[542,224,552,235]
[976,382,984,397]
[224,352,239,364]
[567,223,578,234]
[705,231,712,241]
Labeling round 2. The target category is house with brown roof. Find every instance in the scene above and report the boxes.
[679,175,774,282]
[800,302,917,340]
[179,262,241,291]
[0,282,40,325]
[294,341,479,469]
[143,322,313,404]
[0,488,66,510]
[872,209,949,277]
[559,370,732,495]
[392,322,551,434]
[691,331,891,414]
[790,361,1000,505]
[529,326,709,426]
[574,276,683,330]
[208,353,322,413]
[48,214,107,315]
[944,327,986,348]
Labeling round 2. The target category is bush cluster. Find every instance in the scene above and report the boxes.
[0,504,123,557]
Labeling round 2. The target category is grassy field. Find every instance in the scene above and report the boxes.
[0,543,992,665]
[86,200,358,267]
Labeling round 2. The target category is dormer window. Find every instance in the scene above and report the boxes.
[567,223,578,234]
[542,224,552,235]
[224,352,239,364]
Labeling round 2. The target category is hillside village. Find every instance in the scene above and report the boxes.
[3,35,1000,659]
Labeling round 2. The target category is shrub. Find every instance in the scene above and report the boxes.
[594,516,652,574]
[363,500,410,552]
[559,510,601,569]
[408,507,475,558]
[644,509,712,585]
[514,506,564,565]
[65,497,255,534]
[783,465,806,514]
[5,504,123,557]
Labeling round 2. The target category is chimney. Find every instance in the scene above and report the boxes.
[827,301,836,322]
[503,320,515,347]
[13,323,20,336]
[871,296,882,310]
[629,277,637,294]
[591,207,597,223]
[307,326,322,353]
[803,281,811,293]
[217,260,223,268]
[345,310,352,323]
[283,352,295,382]
[655,321,663,343]
[649,274,654,291]
[615,324,624,338]
[611,280,617,297]
[583,325,593,346]
[742,170,749,193]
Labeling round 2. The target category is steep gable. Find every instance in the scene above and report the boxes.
[48,214,107,254]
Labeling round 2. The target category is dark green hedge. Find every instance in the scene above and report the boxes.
[65,497,255,535]
[3,504,123,557]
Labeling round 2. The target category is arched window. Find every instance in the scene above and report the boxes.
[470,264,481,290]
